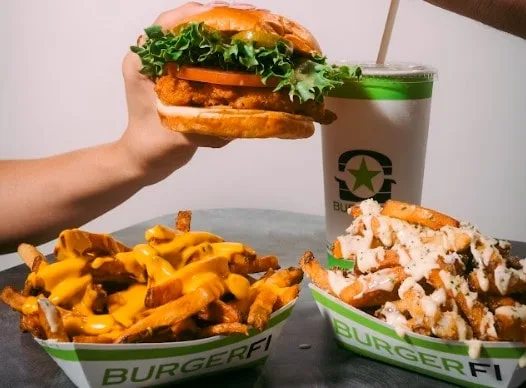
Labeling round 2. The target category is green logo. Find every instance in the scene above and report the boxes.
[335,150,396,203]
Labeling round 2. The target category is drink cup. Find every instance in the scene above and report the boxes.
[321,62,437,267]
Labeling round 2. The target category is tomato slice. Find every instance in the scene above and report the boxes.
[166,64,279,88]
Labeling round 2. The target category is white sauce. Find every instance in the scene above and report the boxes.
[38,298,59,333]
[379,302,409,338]
[337,233,373,260]
[464,339,482,359]
[479,313,498,339]
[353,269,397,300]
[421,297,438,318]
[430,288,447,306]
[475,268,490,292]
[495,305,526,320]
[398,277,423,298]
[439,270,477,310]
[493,264,512,295]
[356,247,385,273]
[327,271,355,296]
[357,199,382,216]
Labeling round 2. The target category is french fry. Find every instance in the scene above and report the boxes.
[54,229,131,261]
[339,267,408,308]
[169,318,198,339]
[468,270,526,296]
[37,298,69,342]
[20,313,46,339]
[73,335,114,344]
[144,277,183,308]
[175,210,192,233]
[1,286,26,313]
[91,256,146,284]
[427,269,498,340]
[265,267,303,288]
[197,300,242,323]
[17,243,48,271]
[115,278,225,344]
[274,284,300,310]
[247,287,278,332]
[198,323,249,338]
[380,200,459,230]
[299,251,335,296]
[145,225,177,246]
[229,255,280,275]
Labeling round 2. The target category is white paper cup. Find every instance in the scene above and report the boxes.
[321,62,437,268]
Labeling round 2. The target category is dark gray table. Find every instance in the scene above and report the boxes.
[1,209,525,388]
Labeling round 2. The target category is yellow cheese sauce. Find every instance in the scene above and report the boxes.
[24,226,255,339]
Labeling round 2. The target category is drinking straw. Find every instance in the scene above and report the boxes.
[376,0,400,64]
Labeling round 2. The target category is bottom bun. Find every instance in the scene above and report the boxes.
[156,100,315,139]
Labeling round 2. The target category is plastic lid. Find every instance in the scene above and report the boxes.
[332,61,437,81]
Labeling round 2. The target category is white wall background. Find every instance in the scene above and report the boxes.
[1,0,525,270]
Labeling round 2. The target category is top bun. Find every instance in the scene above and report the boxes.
[172,5,322,55]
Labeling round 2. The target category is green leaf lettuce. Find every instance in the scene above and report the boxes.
[130,22,360,103]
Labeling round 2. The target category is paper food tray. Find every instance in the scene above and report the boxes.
[309,284,526,388]
[34,299,298,388]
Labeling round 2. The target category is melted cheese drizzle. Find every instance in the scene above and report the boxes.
[24,229,253,338]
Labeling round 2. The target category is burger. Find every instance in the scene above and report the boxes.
[130,5,360,139]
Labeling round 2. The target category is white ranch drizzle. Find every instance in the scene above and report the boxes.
[327,270,355,296]
[438,270,477,310]
[379,301,409,338]
[464,339,482,359]
[495,304,526,320]
[336,200,522,343]
[353,269,397,300]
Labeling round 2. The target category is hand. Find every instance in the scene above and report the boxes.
[118,2,230,185]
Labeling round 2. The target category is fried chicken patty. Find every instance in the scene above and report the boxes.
[154,75,337,125]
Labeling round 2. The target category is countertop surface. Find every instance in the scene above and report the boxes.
[1,208,525,388]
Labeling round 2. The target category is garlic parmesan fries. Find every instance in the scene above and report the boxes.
[301,199,526,347]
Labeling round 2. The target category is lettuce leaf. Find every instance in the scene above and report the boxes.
[130,22,360,103]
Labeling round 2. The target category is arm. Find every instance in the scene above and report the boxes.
[0,142,177,254]
[424,0,526,39]
[0,2,226,254]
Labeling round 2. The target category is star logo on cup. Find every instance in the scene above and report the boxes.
[348,158,381,192]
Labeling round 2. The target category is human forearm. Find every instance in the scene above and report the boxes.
[425,0,526,38]
[0,141,147,253]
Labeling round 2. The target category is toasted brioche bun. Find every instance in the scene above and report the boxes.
[173,6,321,55]
[156,99,314,139]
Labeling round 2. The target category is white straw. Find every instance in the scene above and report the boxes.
[376,0,400,65]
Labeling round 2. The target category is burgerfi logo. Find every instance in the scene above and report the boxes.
[100,334,272,386]
[334,149,396,206]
